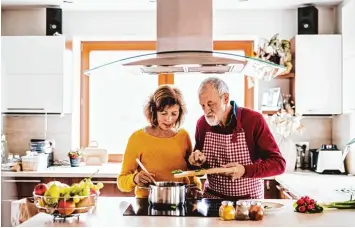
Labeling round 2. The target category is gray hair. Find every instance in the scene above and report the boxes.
[198,77,229,96]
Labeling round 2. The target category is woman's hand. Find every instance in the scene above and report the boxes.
[134,171,156,186]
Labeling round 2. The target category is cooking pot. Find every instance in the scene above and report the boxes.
[140,181,197,206]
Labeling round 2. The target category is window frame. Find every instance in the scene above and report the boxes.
[80,40,254,162]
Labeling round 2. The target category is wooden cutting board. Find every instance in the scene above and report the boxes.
[173,167,237,178]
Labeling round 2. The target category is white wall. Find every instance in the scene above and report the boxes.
[1,6,342,159]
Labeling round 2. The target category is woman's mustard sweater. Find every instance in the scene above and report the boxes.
[117,128,201,198]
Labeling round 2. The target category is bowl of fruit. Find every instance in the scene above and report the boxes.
[32,175,104,221]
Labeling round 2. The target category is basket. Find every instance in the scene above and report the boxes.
[21,154,48,171]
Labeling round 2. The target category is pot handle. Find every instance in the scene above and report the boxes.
[185,184,199,189]
[138,186,150,190]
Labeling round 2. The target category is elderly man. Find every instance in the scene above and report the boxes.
[188,77,286,200]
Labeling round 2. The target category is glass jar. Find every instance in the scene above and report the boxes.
[248,201,264,221]
[219,201,228,217]
[235,200,250,220]
[220,201,236,221]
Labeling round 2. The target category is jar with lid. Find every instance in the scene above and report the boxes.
[235,200,250,220]
[219,201,228,217]
[219,201,236,221]
[248,201,264,221]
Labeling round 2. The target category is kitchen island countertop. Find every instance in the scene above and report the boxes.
[18,197,355,227]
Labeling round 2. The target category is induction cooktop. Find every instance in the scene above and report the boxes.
[123,198,226,217]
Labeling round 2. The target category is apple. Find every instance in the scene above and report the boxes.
[58,200,76,216]
[90,188,100,196]
[34,183,49,196]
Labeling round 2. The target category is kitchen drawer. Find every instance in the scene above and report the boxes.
[276,185,297,200]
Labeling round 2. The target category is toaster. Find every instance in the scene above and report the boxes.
[315,144,346,174]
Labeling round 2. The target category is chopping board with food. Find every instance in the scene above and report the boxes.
[172,167,238,178]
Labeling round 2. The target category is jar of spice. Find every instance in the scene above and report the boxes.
[235,200,250,220]
[220,201,236,221]
[248,201,264,221]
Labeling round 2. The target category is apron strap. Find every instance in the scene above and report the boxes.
[231,107,243,142]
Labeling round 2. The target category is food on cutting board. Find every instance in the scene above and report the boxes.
[33,175,104,216]
[171,169,183,174]
[322,199,355,209]
[293,196,323,213]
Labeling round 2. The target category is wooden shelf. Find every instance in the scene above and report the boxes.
[275,72,295,79]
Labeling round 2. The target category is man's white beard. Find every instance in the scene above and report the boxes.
[205,115,220,126]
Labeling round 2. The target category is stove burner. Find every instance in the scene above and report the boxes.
[123,198,226,217]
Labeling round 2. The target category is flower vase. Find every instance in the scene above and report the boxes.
[69,157,81,167]
[278,137,298,173]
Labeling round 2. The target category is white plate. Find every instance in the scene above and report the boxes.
[262,202,285,214]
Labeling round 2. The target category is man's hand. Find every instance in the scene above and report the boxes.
[221,162,245,180]
[188,150,206,166]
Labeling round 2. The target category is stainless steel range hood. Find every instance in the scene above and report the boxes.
[84,0,286,80]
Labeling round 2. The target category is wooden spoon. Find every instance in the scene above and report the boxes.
[135,158,158,185]
[173,167,238,178]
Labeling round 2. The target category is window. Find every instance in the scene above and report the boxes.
[174,51,245,144]
[89,51,158,154]
[80,41,254,160]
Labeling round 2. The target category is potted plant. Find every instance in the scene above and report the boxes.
[68,149,82,167]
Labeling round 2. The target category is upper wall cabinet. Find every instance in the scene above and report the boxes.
[342,0,355,113]
[1,36,66,114]
[292,35,342,115]
[343,0,355,60]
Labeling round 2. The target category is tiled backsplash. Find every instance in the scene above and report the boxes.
[2,114,72,161]
[288,117,332,149]
[2,114,332,162]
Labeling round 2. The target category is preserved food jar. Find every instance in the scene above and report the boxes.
[220,201,236,221]
[248,201,264,221]
[235,200,250,220]
[219,201,228,217]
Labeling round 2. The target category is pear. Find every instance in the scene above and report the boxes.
[74,197,95,213]
[47,181,61,188]
[44,184,60,206]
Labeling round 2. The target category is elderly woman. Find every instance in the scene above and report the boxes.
[117,84,201,198]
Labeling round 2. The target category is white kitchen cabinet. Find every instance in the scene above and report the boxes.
[342,0,355,60]
[2,36,64,75]
[1,36,66,114]
[292,35,342,115]
[342,57,355,113]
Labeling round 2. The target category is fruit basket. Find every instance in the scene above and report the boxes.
[33,193,98,222]
[32,173,104,222]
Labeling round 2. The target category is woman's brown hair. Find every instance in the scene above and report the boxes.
[144,84,187,128]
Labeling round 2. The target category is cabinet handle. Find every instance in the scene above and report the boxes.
[282,190,293,199]
[92,180,117,184]
[265,180,270,190]
[7,108,45,111]
[3,179,41,183]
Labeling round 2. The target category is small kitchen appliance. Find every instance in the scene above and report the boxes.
[82,141,108,165]
[314,144,346,174]
[29,139,54,167]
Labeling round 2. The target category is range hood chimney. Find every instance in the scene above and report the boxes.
[85,0,286,80]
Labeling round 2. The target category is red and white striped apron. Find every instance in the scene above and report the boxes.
[202,109,264,200]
